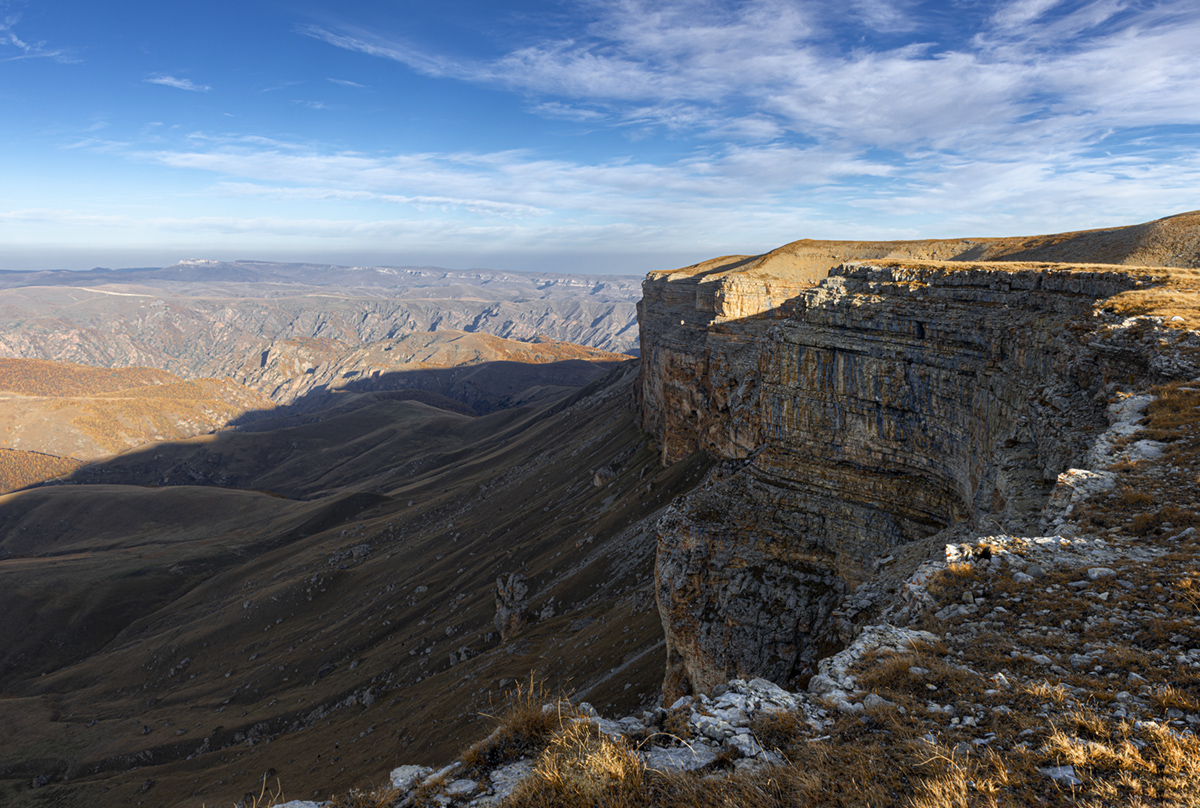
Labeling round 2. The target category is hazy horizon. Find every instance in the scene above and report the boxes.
[0,245,687,275]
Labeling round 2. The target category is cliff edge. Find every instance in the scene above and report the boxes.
[638,212,1200,702]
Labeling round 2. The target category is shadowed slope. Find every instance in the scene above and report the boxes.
[0,360,712,808]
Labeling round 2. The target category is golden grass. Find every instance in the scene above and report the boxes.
[506,721,645,808]
[460,679,578,775]
[0,448,81,494]
[1105,274,1200,331]
[201,777,287,808]
[0,357,176,397]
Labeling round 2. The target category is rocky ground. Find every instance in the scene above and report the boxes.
[264,341,1199,808]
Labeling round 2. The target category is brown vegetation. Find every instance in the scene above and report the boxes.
[0,448,81,494]
[0,358,176,397]
[0,361,271,460]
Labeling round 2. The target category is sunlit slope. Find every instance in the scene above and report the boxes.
[216,330,631,407]
[0,449,82,495]
[0,358,272,492]
[653,209,1200,282]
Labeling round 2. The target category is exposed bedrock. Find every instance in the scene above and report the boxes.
[641,261,1159,701]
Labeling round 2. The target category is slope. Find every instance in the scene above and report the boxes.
[0,358,272,492]
[0,360,712,808]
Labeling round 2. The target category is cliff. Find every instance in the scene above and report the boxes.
[275,212,1200,808]
[638,212,1200,702]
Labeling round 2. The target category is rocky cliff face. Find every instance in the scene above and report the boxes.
[639,247,1199,702]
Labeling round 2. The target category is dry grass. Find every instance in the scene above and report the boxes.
[1076,380,1200,538]
[1105,276,1200,331]
[459,679,578,775]
[0,448,81,494]
[202,777,288,808]
[747,709,811,755]
[1149,686,1200,714]
[926,562,982,603]
[325,784,402,808]
[505,721,645,808]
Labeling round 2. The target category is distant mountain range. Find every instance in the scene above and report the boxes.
[0,261,642,391]
[7,214,1200,808]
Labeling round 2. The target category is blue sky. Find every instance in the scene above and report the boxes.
[2,0,1199,273]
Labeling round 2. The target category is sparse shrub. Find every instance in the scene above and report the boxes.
[925,562,980,603]
[504,720,644,808]
[658,705,692,743]
[1115,486,1156,507]
[748,709,806,756]
[460,679,576,774]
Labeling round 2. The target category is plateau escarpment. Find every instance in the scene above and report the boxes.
[640,214,1200,702]
[6,214,1200,808]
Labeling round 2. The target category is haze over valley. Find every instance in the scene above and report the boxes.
[4,0,1200,805]
[1,212,1200,807]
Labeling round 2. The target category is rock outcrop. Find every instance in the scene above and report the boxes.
[493,573,530,642]
[639,225,1200,702]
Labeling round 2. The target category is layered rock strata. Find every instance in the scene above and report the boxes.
[641,259,1178,701]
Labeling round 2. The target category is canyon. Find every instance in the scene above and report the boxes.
[0,261,641,394]
[2,212,1200,806]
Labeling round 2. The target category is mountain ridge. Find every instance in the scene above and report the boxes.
[3,211,1200,807]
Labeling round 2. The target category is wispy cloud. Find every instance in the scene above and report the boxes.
[84,117,1194,253]
[214,182,547,217]
[131,136,889,221]
[298,24,454,77]
[304,0,1200,162]
[0,13,77,62]
[327,77,367,88]
[990,0,1072,31]
[145,74,211,92]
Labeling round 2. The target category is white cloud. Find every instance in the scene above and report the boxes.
[145,75,211,92]
[212,182,548,217]
[327,78,367,88]
[130,136,888,222]
[23,1,1198,264]
[990,0,1072,31]
[0,13,76,62]
[304,0,1200,164]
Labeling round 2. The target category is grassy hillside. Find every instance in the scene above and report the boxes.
[0,358,177,397]
[0,361,712,808]
[0,359,272,485]
[0,449,82,493]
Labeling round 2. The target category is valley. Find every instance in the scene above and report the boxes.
[2,213,1200,807]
